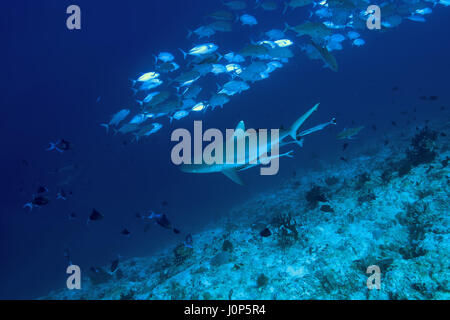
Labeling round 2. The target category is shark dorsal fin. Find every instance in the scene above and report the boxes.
[236,120,245,132]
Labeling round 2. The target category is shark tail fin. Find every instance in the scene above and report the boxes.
[289,103,320,142]
[178,48,187,59]
[222,169,244,186]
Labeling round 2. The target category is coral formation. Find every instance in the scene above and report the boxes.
[42,123,450,300]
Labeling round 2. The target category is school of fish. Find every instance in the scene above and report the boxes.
[101,0,447,141]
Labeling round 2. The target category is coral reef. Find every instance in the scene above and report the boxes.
[42,123,450,300]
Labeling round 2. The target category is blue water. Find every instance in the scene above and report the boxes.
[1,1,449,299]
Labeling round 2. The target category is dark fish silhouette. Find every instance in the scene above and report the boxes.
[57,189,67,200]
[69,212,77,220]
[156,214,172,229]
[37,186,48,193]
[32,196,50,206]
[342,143,348,151]
[121,228,131,236]
[340,157,348,163]
[88,209,104,222]
[46,139,72,152]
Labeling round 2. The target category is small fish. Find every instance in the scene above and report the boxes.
[179,43,218,59]
[240,14,258,26]
[416,8,432,15]
[37,186,48,193]
[224,1,247,11]
[342,143,348,151]
[136,72,160,82]
[149,212,171,229]
[156,61,180,73]
[340,157,348,163]
[33,197,49,206]
[68,212,77,220]
[265,29,285,40]
[121,228,131,236]
[372,125,377,131]
[46,139,71,153]
[407,15,426,22]
[187,25,216,39]
[224,52,245,63]
[23,195,50,211]
[56,189,67,200]
[392,121,397,126]
[352,38,365,47]
[101,109,130,133]
[172,110,189,120]
[88,208,104,223]
[274,39,293,48]
[337,126,364,140]
[135,78,163,92]
[155,52,174,63]
[347,31,360,40]
[192,102,206,112]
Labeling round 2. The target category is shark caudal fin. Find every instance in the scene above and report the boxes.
[222,169,243,185]
[289,103,320,143]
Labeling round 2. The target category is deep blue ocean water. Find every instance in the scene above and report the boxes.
[1,1,449,299]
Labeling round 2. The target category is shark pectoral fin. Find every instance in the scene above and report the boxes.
[222,169,244,185]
